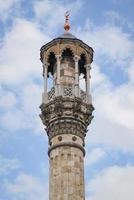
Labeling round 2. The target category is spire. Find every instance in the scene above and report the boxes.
[64,11,70,32]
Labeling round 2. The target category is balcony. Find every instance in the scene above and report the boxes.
[42,85,92,104]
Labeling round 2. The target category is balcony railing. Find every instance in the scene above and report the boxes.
[42,85,91,104]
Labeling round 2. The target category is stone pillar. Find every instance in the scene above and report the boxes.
[48,126,85,200]
[74,55,80,97]
[56,55,61,96]
[43,61,48,102]
[85,64,91,103]
[49,146,85,200]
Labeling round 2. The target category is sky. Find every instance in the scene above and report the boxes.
[0,0,134,199]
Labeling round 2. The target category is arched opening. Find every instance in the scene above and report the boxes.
[79,53,86,77]
[61,48,74,67]
[79,54,87,91]
[47,52,56,76]
[60,48,75,85]
[62,48,74,59]
[47,52,56,91]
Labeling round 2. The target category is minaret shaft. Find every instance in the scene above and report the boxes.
[49,145,85,200]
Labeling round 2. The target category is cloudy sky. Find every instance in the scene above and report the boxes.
[0,0,134,199]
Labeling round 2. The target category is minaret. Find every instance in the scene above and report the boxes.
[40,12,94,200]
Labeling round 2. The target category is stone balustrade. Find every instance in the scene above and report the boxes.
[42,85,91,104]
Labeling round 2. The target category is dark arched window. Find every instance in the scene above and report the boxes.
[62,48,74,61]
[79,54,86,78]
[61,48,74,70]
[47,52,56,76]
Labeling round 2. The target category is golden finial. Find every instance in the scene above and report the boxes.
[64,11,70,32]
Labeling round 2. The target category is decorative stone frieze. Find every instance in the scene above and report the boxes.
[40,96,94,127]
[40,38,93,63]
[47,119,85,141]
[40,95,94,156]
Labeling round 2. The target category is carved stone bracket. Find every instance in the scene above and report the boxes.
[40,96,94,140]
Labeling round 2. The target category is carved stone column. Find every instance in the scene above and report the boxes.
[56,55,61,96]
[43,61,48,102]
[85,64,91,103]
[74,55,80,97]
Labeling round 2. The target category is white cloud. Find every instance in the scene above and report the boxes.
[0,18,50,85]
[0,86,17,109]
[86,62,134,153]
[86,165,134,200]
[21,82,42,114]
[20,82,44,134]
[0,17,50,133]
[76,21,134,67]
[128,60,134,83]
[104,10,134,33]
[6,173,48,200]
[85,148,106,166]
[76,20,134,153]
[0,155,20,175]
[91,63,111,92]
[0,0,20,21]
[88,114,134,153]
[95,84,134,130]
[0,109,26,131]
[104,10,123,23]
[33,0,83,33]
[0,82,43,133]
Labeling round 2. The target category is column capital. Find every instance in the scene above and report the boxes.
[42,61,49,77]
[55,54,62,60]
[43,61,49,67]
[74,55,80,62]
[56,54,61,92]
[84,64,91,69]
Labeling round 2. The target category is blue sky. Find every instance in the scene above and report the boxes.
[0,0,134,199]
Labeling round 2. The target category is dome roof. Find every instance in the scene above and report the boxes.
[58,32,76,39]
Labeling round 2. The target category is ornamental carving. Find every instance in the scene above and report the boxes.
[47,119,85,141]
[54,98,64,117]
[40,96,94,140]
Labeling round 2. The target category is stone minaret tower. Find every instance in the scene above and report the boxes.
[40,12,94,200]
